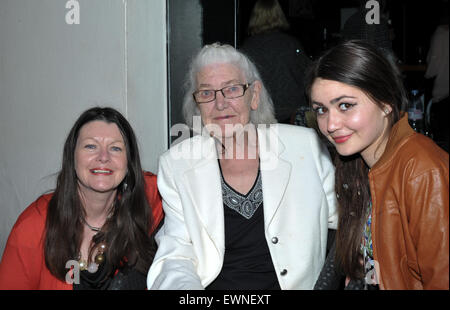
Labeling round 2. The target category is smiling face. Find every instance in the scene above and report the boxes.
[74,120,128,196]
[196,63,260,138]
[311,78,392,167]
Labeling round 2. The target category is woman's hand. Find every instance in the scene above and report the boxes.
[345,276,351,287]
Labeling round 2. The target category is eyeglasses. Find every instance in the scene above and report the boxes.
[193,83,252,104]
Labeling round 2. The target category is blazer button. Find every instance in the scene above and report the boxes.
[271,237,278,244]
[280,269,288,276]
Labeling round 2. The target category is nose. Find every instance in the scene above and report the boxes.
[97,146,111,163]
[214,90,228,111]
[326,110,342,133]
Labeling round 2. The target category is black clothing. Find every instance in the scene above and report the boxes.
[73,261,147,290]
[206,165,280,290]
[241,31,311,122]
[314,240,379,290]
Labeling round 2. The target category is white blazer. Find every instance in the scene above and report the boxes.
[147,124,338,289]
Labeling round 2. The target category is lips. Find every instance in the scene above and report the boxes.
[214,115,235,120]
[332,134,352,144]
[90,168,113,175]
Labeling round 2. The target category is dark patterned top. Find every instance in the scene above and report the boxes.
[206,164,280,290]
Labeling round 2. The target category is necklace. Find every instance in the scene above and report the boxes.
[77,242,106,273]
[77,206,112,273]
[80,200,115,233]
[81,216,102,232]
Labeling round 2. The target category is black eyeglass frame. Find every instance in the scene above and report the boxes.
[192,83,252,104]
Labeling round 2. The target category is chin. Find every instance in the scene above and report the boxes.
[334,145,359,157]
[90,183,119,194]
[210,127,237,140]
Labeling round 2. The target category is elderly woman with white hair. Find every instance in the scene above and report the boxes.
[147,43,337,290]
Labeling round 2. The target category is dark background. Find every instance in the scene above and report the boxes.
[201,0,448,89]
[199,0,446,116]
[202,0,448,63]
[169,0,448,147]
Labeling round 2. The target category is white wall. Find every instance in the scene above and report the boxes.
[0,0,167,256]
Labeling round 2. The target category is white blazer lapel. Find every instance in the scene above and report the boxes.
[183,136,225,252]
[258,125,292,228]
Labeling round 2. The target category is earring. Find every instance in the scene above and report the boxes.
[384,108,390,115]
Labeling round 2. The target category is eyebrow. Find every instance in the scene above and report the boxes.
[331,95,356,104]
[313,95,357,105]
[80,137,125,144]
[198,79,241,88]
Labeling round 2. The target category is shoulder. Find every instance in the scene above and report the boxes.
[274,123,315,134]
[400,134,447,165]
[266,124,331,165]
[15,194,52,229]
[163,135,203,156]
[143,171,157,186]
[271,123,319,145]
[276,32,303,45]
[390,134,448,178]
[241,32,302,54]
[143,171,164,232]
[9,194,53,247]
[143,170,160,199]
[143,171,160,199]
[160,135,214,169]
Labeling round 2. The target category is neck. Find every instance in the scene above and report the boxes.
[216,125,259,160]
[361,131,391,169]
[78,188,116,227]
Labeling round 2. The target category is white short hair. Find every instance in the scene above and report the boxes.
[182,43,277,129]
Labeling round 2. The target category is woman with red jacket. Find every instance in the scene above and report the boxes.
[0,107,163,289]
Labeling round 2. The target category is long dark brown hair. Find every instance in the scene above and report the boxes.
[305,40,407,279]
[45,107,156,281]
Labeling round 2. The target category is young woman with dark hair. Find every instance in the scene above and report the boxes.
[0,107,163,289]
[307,41,448,290]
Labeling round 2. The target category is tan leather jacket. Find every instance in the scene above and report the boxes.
[369,115,449,289]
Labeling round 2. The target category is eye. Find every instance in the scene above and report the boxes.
[312,105,327,115]
[339,102,356,111]
[225,85,242,94]
[110,146,123,152]
[199,90,213,96]
[84,144,96,150]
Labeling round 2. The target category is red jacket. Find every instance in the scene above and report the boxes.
[0,171,164,290]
